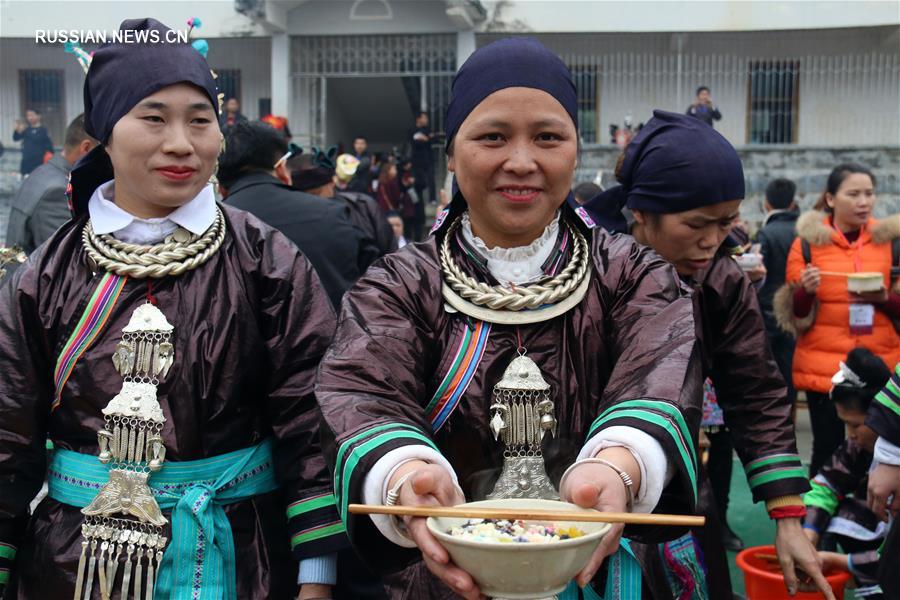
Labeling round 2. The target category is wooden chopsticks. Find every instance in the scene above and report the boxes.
[348,504,705,527]
[818,271,851,277]
[819,271,884,279]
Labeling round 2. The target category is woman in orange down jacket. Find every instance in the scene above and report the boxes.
[775,163,900,477]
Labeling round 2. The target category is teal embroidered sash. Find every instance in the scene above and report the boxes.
[47,439,278,600]
[558,538,642,599]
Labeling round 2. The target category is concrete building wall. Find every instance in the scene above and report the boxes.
[0,1,265,38]
[0,37,271,145]
[0,38,90,144]
[207,37,272,121]
[8,0,890,38]
[481,27,900,147]
[285,0,467,35]
[478,0,900,33]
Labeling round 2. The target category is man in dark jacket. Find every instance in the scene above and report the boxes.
[6,113,97,253]
[289,150,392,265]
[12,108,54,175]
[757,178,800,407]
[685,86,722,128]
[218,97,248,131]
[410,111,435,204]
[347,135,374,194]
[219,122,366,308]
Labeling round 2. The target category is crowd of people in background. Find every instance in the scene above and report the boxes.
[2,34,898,596]
[7,94,442,262]
[7,113,97,253]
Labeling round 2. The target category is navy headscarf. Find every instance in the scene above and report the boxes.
[436,37,579,230]
[69,18,220,215]
[444,37,578,150]
[581,110,745,232]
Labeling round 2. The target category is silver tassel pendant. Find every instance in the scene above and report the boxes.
[154,535,167,589]
[145,557,155,600]
[144,533,159,600]
[97,539,109,600]
[111,305,175,381]
[134,544,144,600]
[486,354,559,501]
[107,534,123,597]
[73,537,89,600]
[121,538,135,600]
[76,302,175,600]
[83,539,98,600]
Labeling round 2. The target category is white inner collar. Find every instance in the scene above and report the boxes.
[460,211,560,285]
[88,180,217,245]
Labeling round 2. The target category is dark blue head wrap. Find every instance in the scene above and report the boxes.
[444,37,577,150]
[69,18,220,215]
[580,110,745,232]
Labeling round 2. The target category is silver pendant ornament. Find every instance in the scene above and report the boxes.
[486,353,559,501]
[74,302,174,600]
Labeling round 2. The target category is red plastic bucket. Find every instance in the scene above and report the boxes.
[736,545,850,600]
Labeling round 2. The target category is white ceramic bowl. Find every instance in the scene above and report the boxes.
[734,253,763,271]
[848,272,885,293]
[426,499,611,599]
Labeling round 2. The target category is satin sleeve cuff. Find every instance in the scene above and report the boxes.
[578,425,672,512]
[362,445,461,548]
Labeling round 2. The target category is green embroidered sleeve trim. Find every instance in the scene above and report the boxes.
[590,404,697,502]
[287,493,338,520]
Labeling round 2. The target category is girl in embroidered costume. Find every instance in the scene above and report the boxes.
[581,110,834,598]
[864,361,900,597]
[318,37,700,599]
[803,349,891,598]
[0,18,344,599]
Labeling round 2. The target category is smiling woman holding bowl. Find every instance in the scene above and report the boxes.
[316,37,831,599]
[775,164,900,478]
[315,37,707,599]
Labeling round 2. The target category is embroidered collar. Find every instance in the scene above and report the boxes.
[454,211,571,284]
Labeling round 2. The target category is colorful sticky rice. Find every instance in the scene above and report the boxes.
[449,519,585,543]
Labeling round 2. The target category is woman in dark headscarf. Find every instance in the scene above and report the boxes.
[0,18,343,599]
[316,37,705,599]
[581,110,834,599]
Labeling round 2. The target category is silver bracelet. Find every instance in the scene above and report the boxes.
[384,469,421,539]
[385,470,419,507]
[560,458,634,511]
